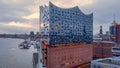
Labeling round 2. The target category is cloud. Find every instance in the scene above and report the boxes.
[0,0,35,23]
[92,0,120,23]
[22,13,39,20]
[0,0,39,33]
[4,22,34,28]
[0,0,120,34]
[72,0,93,6]
[0,22,37,34]
[47,0,93,8]
[1,0,34,7]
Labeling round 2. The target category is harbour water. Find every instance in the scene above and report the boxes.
[0,38,36,68]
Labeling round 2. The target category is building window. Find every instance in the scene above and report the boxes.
[60,64,65,66]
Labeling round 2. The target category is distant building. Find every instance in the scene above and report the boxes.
[109,20,117,42]
[30,31,34,40]
[99,25,103,34]
[30,31,34,36]
[109,20,120,44]
[116,24,120,44]
[91,57,120,68]
[93,33,110,41]
[106,31,109,35]
[93,41,116,59]
[100,34,110,41]
[93,25,110,41]
[40,2,93,45]
[36,32,39,35]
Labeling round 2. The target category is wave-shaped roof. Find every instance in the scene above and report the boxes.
[49,1,93,16]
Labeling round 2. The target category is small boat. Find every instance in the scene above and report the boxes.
[18,40,31,49]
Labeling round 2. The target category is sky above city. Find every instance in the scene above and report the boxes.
[0,0,120,34]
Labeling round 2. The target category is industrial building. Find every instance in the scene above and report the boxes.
[40,2,93,45]
[91,57,120,68]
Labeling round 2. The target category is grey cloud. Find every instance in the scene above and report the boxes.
[0,0,34,23]
[0,0,38,33]
[93,0,120,23]
[0,24,37,34]
[85,0,120,34]
[0,15,28,23]
[1,0,120,34]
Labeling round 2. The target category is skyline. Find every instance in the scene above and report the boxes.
[0,0,120,34]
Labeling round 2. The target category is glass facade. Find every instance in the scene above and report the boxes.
[109,21,118,42]
[40,2,93,45]
[110,25,116,42]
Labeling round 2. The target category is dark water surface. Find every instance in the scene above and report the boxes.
[0,38,36,68]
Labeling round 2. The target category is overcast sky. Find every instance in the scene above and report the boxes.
[0,0,120,34]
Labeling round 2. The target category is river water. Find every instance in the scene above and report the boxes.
[0,38,36,68]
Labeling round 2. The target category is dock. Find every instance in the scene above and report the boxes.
[33,53,38,68]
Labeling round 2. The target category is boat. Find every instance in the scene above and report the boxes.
[18,39,31,49]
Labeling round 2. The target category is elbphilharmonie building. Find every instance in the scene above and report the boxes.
[40,2,93,45]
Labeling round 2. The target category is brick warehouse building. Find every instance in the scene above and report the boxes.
[42,42,93,68]
[93,41,116,59]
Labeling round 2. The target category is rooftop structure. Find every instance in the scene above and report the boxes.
[40,2,93,45]
[91,57,120,68]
